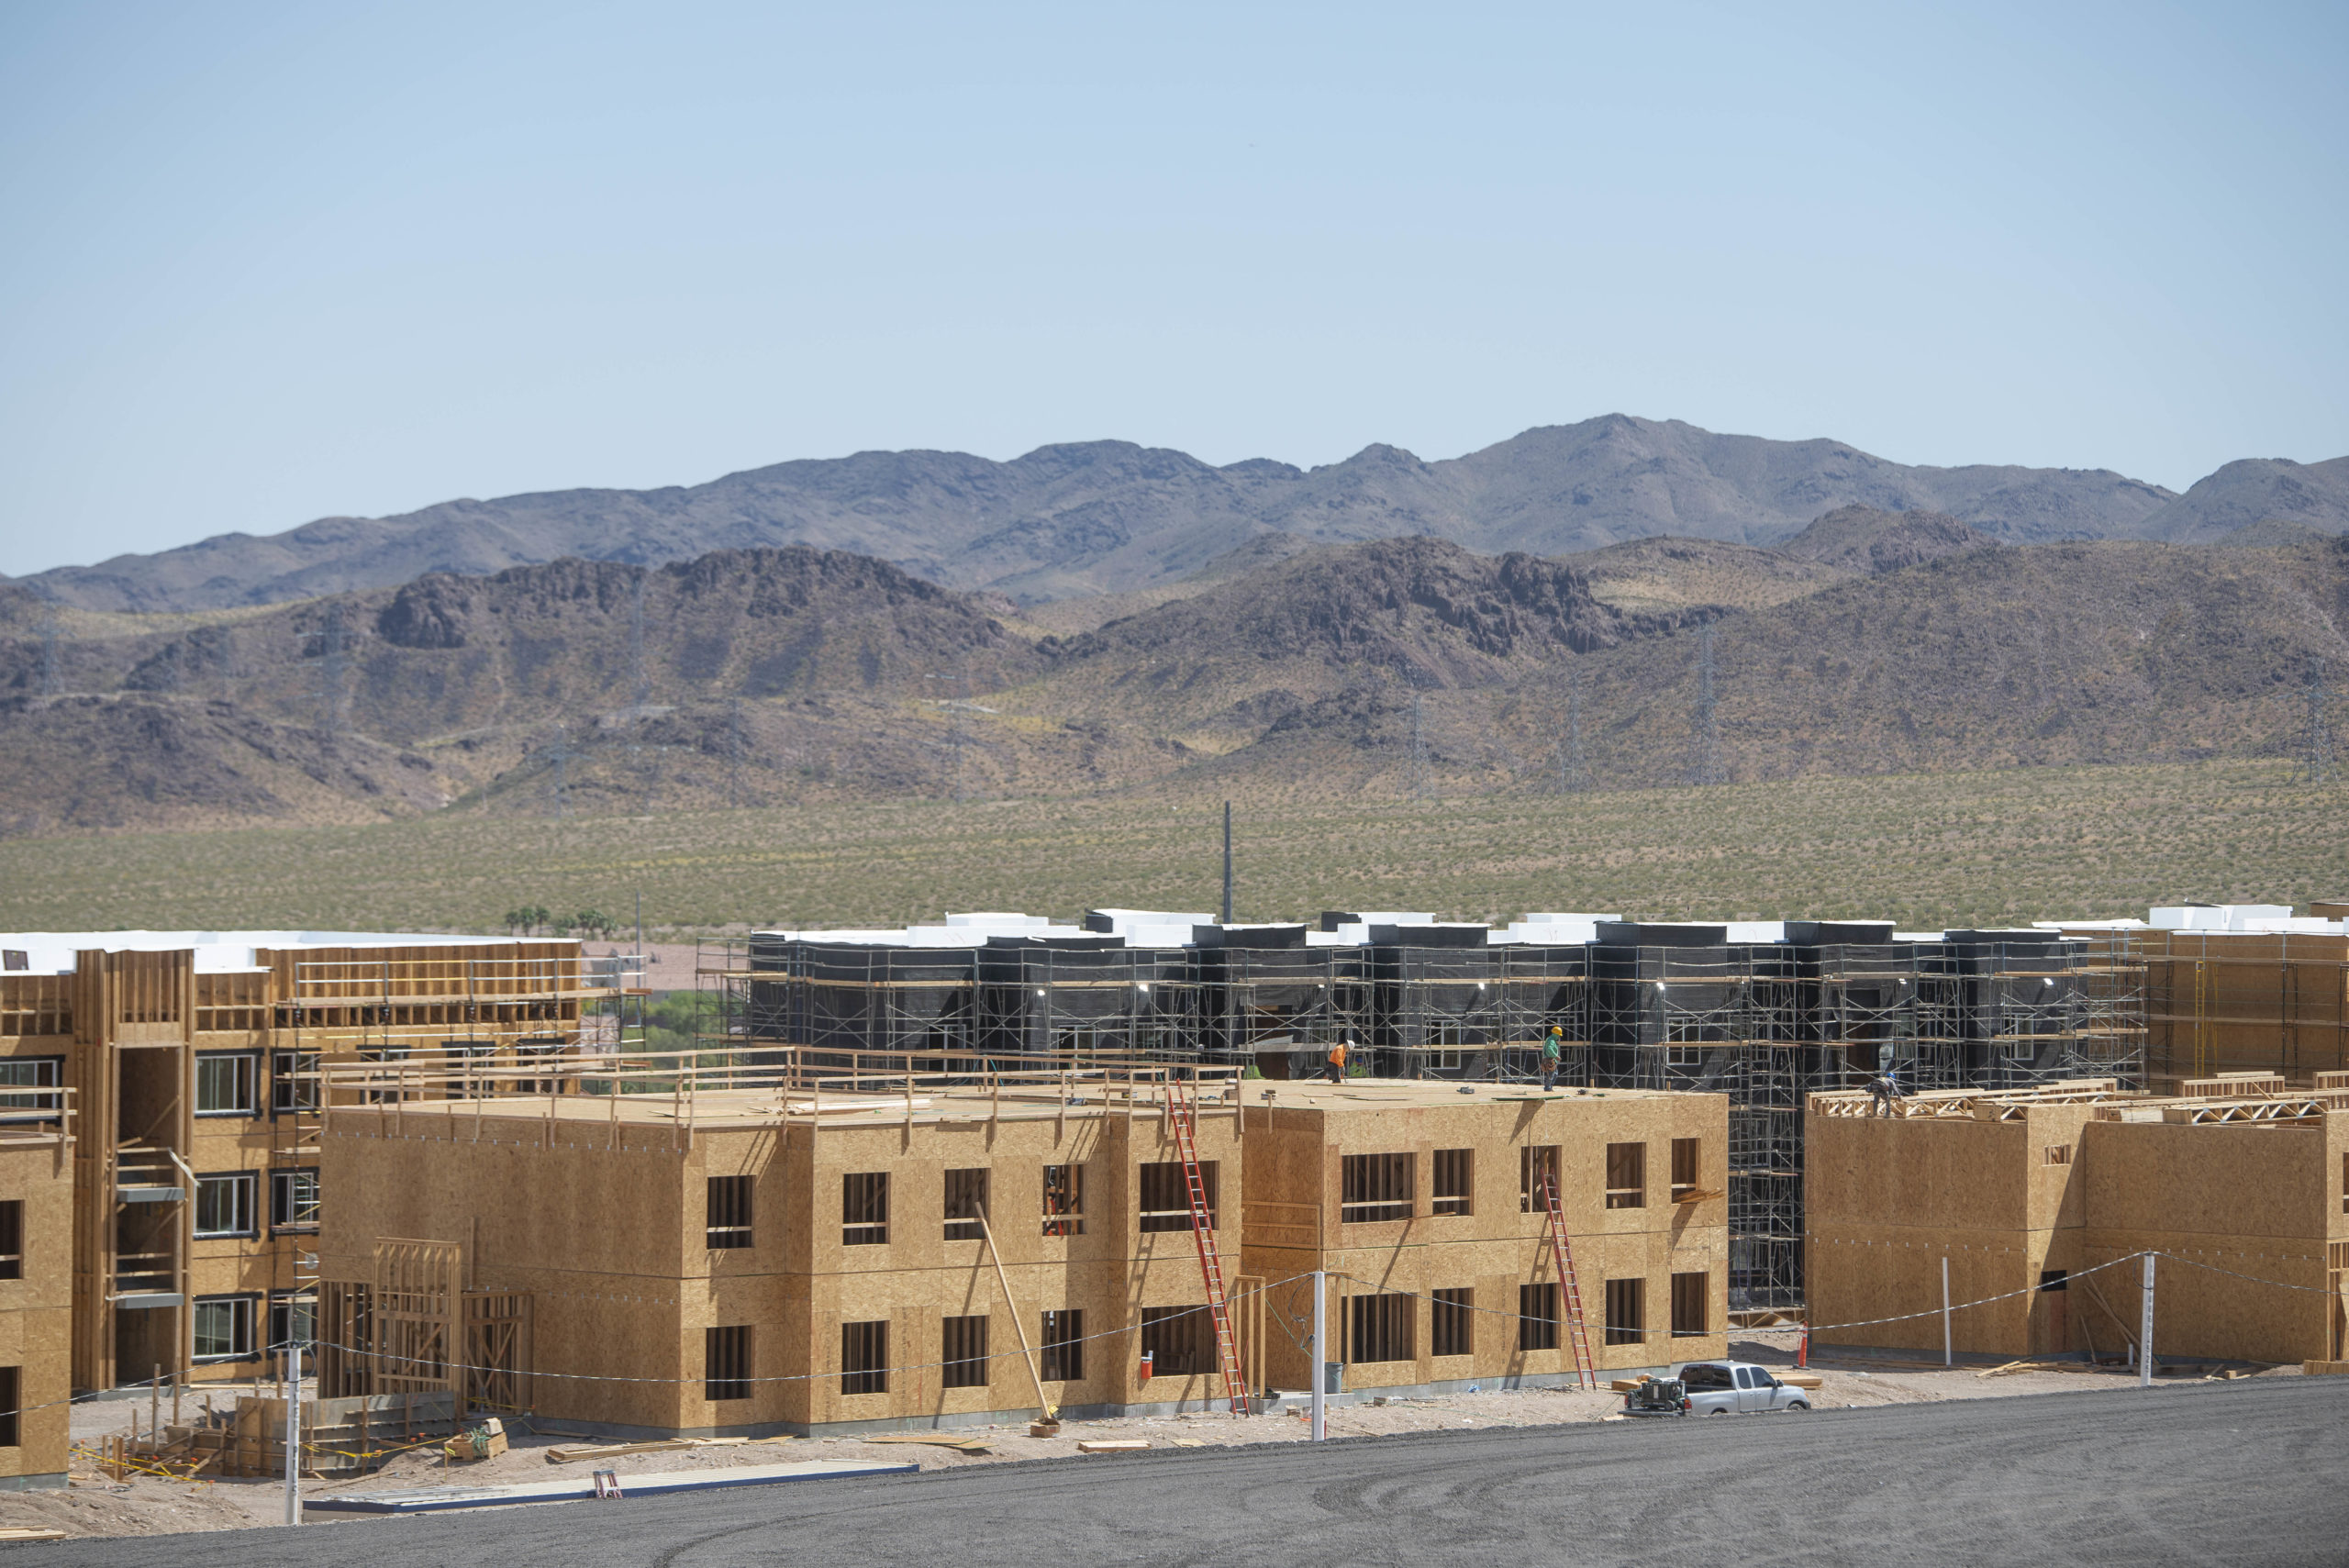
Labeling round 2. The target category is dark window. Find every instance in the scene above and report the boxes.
[1518,1283,1559,1351]
[0,1058,64,1118]
[0,1201,19,1281]
[1139,1162,1216,1233]
[1043,1164,1085,1237]
[707,1175,753,1249]
[1349,1293,1413,1363]
[195,1052,258,1116]
[707,1325,751,1401]
[1520,1146,1560,1213]
[944,1168,990,1242]
[195,1173,256,1238]
[1041,1310,1085,1383]
[841,1320,888,1396]
[1141,1306,1208,1375]
[1431,1150,1473,1217]
[942,1315,989,1388]
[1670,1138,1700,1201]
[1431,1288,1473,1357]
[1671,1272,1708,1337]
[271,1052,321,1115]
[270,1169,319,1232]
[1680,1362,1731,1389]
[842,1173,889,1245]
[1605,1277,1645,1346]
[193,1295,257,1362]
[2038,1269,2068,1293]
[1341,1153,1414,1223]
[0,1366,16,1448]
[1605,1143,1646,1209]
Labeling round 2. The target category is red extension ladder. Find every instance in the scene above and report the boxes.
[1539,1175,1600,1389]
[1168,1079,1249,1415]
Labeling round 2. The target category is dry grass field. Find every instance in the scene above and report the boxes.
[1,757,2342,939]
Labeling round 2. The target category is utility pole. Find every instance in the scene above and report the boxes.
[2138,1252,2155,1388]
[1309,1271,1327,1441]
[1221,802,1234,924]
[1687,623,1722,787]
[283,1340,302,1525]
[2292,654,2336,784]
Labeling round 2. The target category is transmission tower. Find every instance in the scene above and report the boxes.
[1687,623,1723,786]
[38,601,61,696]
[1410,690,1431,800]
[1557,665,1588,793]
[318,604,350,734]
[629,572,651,710]
[2293,654,2337,784]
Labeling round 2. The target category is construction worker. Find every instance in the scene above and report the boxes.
[1324,1037,1351,1083]
[1869,1066,1903,1117]
[1541,1024,1564,1091]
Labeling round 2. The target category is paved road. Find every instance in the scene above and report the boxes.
[32,1380,2349,1567]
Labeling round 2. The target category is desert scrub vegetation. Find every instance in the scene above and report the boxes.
[0,758,2341,936]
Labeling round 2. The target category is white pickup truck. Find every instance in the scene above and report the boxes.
[1675,1361,1811,1414]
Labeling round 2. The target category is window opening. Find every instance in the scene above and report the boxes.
[707,1174,753,1249]
[1139,1162,1215,1233]
[1605,1142,1646,1209]
[195,1052,258,1116]
[1042,1164,1085,1237]
[1669,1138,1700,1201]
[1519,1146,1561,1213]
[1349,1293,1413,1363]
[944,1168,990,1242]
[1341,1153,1414,1223]
[1140,1306,1208,1374]
[1604,1277,1645,1346]
[842,1173,889,1245]
[1431,1150,1473,1217]
[269,1169,319,1232]
[1518,1283,1560,1351]
[1670,1272,1708,1337]
[942,1315,990,1388]
[1431,1288,1473,1357]
[1041,1310,1085,1383]
[841,1320,888,1396]
[195,1172,256,1238]
[707,1325,751,1400]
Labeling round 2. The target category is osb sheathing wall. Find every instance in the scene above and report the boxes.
[0,1142,74,1485]
[1809,1102,2349,1362]
[2144,930,2349,1080]
[1238,1094,1731,1391]
[1806,1105,2101,1358]
[2076,1116,2346,1365]
[321,1101,1252,1436]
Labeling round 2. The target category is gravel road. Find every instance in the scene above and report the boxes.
[21,1377,2346,1567]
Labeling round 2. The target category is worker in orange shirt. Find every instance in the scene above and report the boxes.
[1324,1038,1350,1083]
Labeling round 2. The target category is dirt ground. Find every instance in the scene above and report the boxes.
[4,1344,2299,1540]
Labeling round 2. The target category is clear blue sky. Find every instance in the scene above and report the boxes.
[2,1,2343,576]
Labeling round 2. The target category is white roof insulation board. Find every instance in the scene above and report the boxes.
[0,930,531,976]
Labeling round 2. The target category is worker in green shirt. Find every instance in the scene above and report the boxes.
[1541,1024,1564,1090]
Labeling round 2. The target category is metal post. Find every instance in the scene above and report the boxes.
[2139,1252,2155,1388]
[284,1344,301,1526]
[1941,1256,1951,1367]
[1309,1271,1326,1441]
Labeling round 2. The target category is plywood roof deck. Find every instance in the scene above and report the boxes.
[319,1070,1686,1135]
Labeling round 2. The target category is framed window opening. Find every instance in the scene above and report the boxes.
[1518,1283,1559,1351]
[707,1174,754,1250]
[1348,1292,1413,1363]
[1669,1272,1709,1337]
[1139,1162,1215,1233]
[1604,1278,1646,1346]
[1041,1309,1085,1383]
[1042,1163,1085,1237]
[270,1051,321,1116]
[1519,1145,1561,1213]
[1140,1306,1208,1375]
[943,1169,989,1242]
[1431,1149,1473,1217]
[1670,1138,1700,1201]
[941,1315,989,1388]
[1605,1143,1646,1209]
[194,1294,259,1362]
[841,1320,888,1396]
[0,1057,64,1119]
[842,1173,889,1246]
[1341,1153,1414,1224]
[707,1325,751,1401]
[0,1200,20,1281]
[268,1291,317,1359]
[1431,1288,1473,1357]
